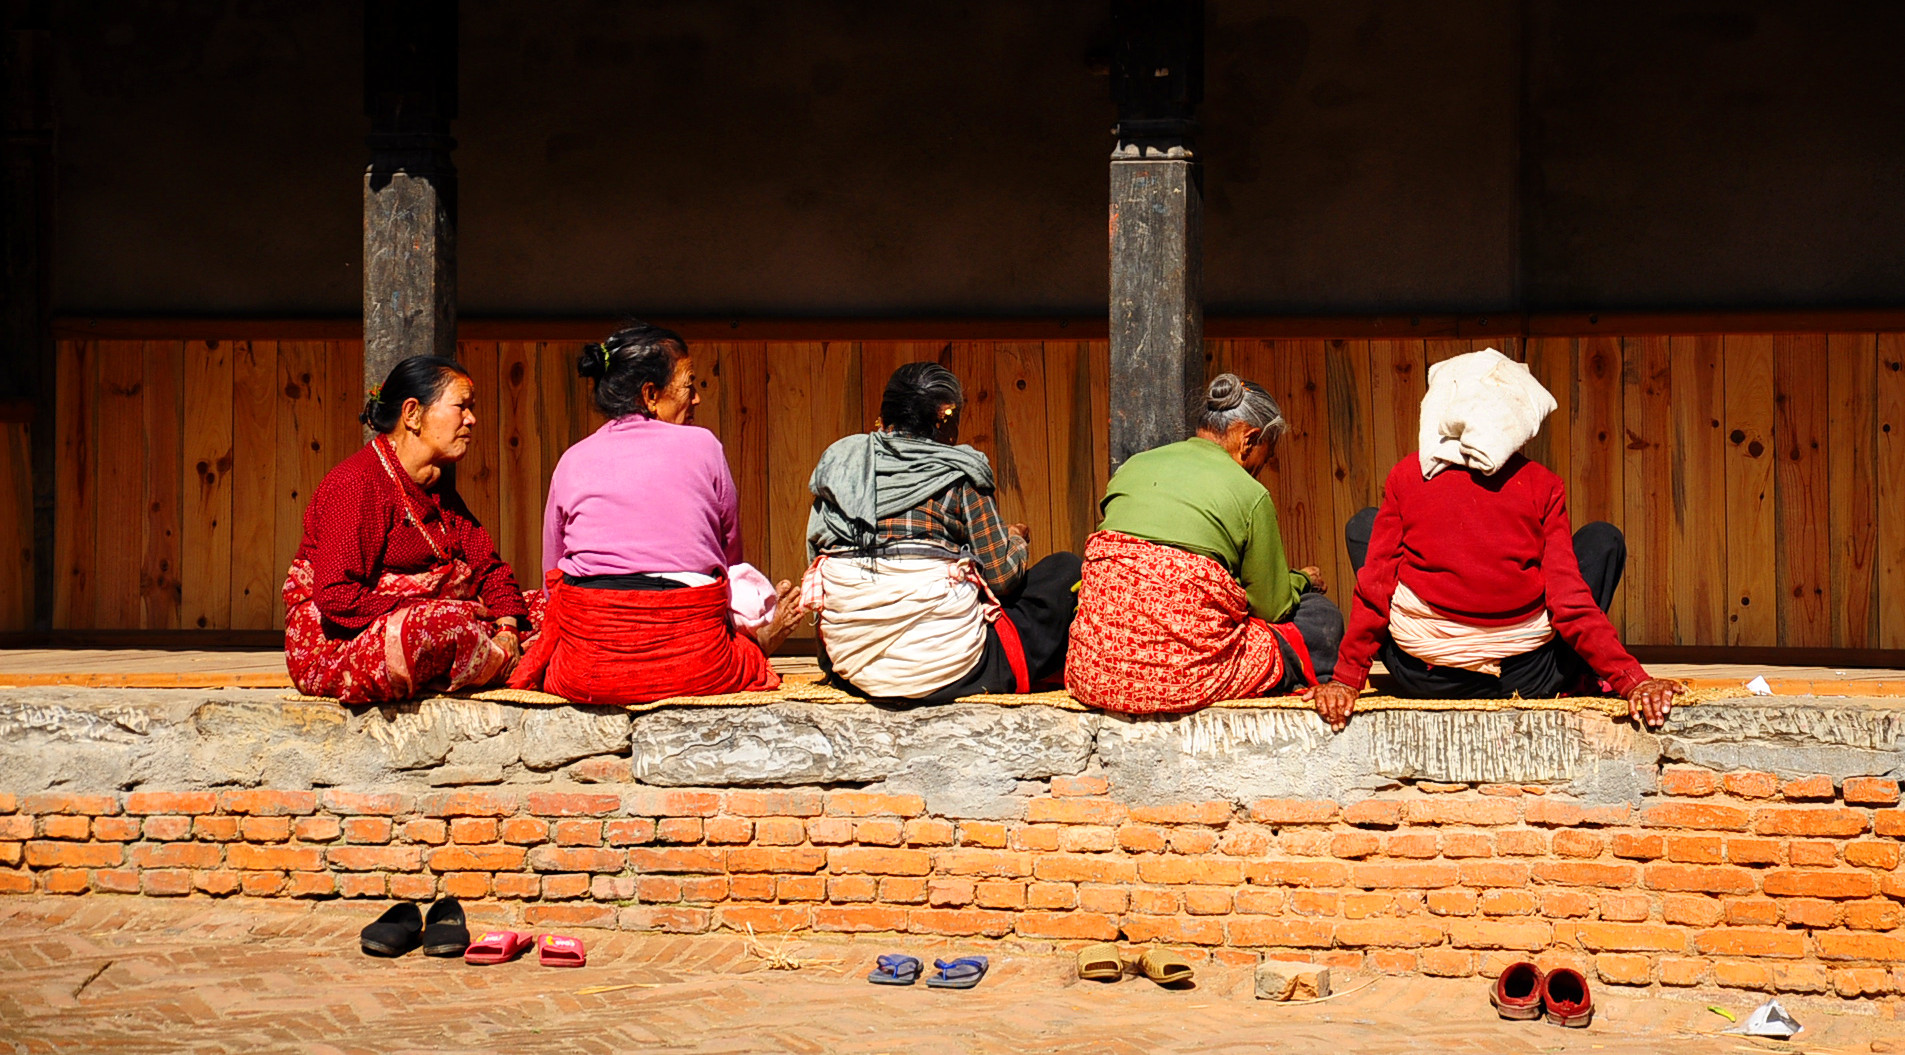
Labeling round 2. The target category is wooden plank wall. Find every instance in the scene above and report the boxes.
[36,331,1893,652]
[0,422,31,631]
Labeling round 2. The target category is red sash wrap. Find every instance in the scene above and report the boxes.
[509,571,780,705]
[991,610,1031,694]
[1065,530,1312,715]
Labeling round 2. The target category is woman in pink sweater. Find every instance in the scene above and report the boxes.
[509,322,799,704]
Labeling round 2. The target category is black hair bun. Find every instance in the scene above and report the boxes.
[576,343,608,379]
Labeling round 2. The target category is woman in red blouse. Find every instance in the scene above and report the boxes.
[282,357,536,703]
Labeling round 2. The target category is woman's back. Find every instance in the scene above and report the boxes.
[542,415,740,580]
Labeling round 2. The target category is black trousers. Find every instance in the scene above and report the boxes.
[1273,591,1344,692]
[820,551,1083,704]
[1344,507,1626,699]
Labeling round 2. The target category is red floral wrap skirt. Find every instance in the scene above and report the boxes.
[1065,530,1308,715]
[507,571,780,706]
[284,558,540,704]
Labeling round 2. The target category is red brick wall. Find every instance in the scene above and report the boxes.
[5,768,1905,999]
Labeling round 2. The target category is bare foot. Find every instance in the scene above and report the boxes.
[760,579,805,655]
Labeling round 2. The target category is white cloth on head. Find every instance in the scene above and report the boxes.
[1417,348,1558,479]
[802,554,990,699]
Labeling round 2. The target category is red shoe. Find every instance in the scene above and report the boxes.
[1490,961,1544,1020]
[1541,967,1593,1028]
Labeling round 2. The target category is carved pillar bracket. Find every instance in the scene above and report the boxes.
[363,0,459,390]
[1107,0,1205,472]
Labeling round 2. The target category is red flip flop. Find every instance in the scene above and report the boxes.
[464,930,533,966]
[540,934,587,968]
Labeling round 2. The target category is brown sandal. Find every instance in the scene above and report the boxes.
[1138,947,1195,986]
[1077,943,1123,981]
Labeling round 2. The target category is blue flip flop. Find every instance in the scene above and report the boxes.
[867,954,922,986]
[926,955,989,990]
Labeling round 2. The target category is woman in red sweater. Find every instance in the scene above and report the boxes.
[1307,350,1681,731]
[284,357,537,703]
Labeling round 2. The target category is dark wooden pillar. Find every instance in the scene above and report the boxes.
[1107,0,1204,472]
[4,6,55,630]
[363,0,458,391]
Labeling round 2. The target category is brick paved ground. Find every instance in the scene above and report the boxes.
[0,898,1900,1054]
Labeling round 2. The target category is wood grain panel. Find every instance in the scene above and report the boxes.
[1571,336,1625,629]
[1875,334,1905,648]
[988,343,1053,557]
[229,341,279,629]
[1045,340,1101,555]
[1620,336,1672,645]
[38,326,1905,653]
[274,341,330,630]
[1326,339,1376,599]
[327,342,364,476]
[1724,334,1778,646]
[1773,334,1831,647]
[140,340,184,629]
[92,341,146,629]
[180,340,233,630]
[497,341,544,585]
[537,342,577,502]
[1369,340,1426,488]
[1424,338,1469,367]
[1668,335,1728,646]
[456,341,502,537]
[1521,337,1572,478]
[1088,341,1112,504]
[765,343,823,605]
[1245,340,1334,581]
[1827,333,1880,649]
[717,342,771,573]
[0,423,31,631]
[52,340,97,628]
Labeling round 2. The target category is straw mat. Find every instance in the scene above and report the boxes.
[282,683,1751,717]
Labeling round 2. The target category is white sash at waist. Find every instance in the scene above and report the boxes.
[805,554,989,698]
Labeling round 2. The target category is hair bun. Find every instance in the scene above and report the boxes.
[576,343,608,379]
[1206,373,1246,412]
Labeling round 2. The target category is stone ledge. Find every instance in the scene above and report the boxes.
[2,689,1899,814]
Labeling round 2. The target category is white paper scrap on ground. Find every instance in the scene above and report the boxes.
[1721,998,1801,1038]
[1745,675,1774,696]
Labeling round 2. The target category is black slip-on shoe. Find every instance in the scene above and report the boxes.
[421,898,470,958]
[360,902,423,957]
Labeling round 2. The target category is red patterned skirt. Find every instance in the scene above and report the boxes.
[284,558,541,704]
[507,571,780,706]
[1066,530,1306,715]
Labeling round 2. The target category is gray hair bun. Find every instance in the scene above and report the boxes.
[1206,373,1247,412]
[1197,373,1289,446]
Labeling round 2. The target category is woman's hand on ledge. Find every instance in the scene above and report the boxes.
[760,579,807,655]
[1298,566,1326,594]
[1303,680,1358,732]
[1626,677,1684,728]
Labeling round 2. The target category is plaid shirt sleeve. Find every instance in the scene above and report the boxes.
[951,482,1029,594]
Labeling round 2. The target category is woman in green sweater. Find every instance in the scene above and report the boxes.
[1065,374,1343,714]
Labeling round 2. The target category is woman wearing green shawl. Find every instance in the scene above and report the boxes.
[803,363,1082,702]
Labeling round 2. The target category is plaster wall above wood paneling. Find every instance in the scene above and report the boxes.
[48,1,1905,317]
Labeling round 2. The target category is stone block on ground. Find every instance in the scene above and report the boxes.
[1256,962,1331,1001]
